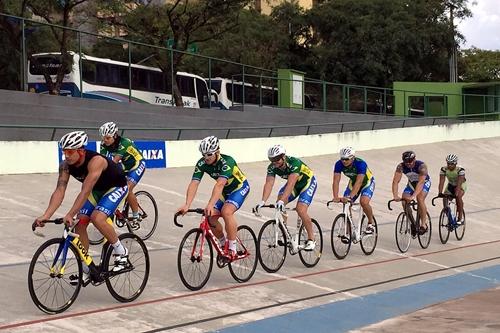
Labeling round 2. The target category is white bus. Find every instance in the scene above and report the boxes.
[206,77,278,110]
[28,52,211,108]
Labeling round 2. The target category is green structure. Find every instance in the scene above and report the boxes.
[278,69,305,109]
[393,82,500,118]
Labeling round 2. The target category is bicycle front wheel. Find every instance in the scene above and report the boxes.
[28,238,82,314]
[417,212,432,249]
[360,215,378,255]
[455,209,466,240]
[124,190,159,241]
[257,220,287,273]
[229,225,258,283]
[299,218,323,267]
[105,233,150,302]
[438,208,450,244]
[331,214,351,259]
[395,212,411,253]
[177,228,213,291]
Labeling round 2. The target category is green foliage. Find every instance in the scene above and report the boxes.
[460,48,500,82]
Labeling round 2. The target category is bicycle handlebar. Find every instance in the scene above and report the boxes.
[252,204,296,215]
[387,199,417,211]
[32,218,65,237]
[326,199,358,210]
[174,208,205,228]
[431,194,455,206]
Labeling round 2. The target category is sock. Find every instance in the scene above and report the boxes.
[132,211,139,218]
[228,239,237,253]
[112,240,126,255]
[219,236,226,247]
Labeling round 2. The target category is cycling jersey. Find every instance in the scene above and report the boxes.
[267,156,314,193]
[440,165,466,186]
[192,154,247,195]
[334,157,374,189]
[101,136,143,172]
[396,160,430,190]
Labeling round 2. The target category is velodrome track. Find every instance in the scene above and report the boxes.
[1,137,500,332]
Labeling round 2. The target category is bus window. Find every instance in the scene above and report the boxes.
[177,75,196,97]
[29,55,71,76]
[82,60,96,83]
[195,77,209,108]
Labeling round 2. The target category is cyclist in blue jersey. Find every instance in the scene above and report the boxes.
[177,136,250,258]
[332,147,376,234]
[392,150,431,235]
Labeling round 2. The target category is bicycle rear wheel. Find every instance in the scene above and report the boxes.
[124,190,159,241]
[395,212,411,253]
[104,233,150,302]
[177,228,213,291]
[438,208,450,244]
[417,212,432,249]
[455,209,466,240]
[229,225,258,283]
[331,214,351,259]
[299,218,323,267]
[360,215,378,255]
[88,220,106,245]
[257,220,287,273]
[28,238,82,314]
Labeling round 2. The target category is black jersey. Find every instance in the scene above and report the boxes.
[68,150,127,191]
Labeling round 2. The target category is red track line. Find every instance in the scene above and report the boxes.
[3,238,500,331]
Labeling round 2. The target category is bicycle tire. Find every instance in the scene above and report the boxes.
[455,209,466,241]
[257,220,287,273]
[88,221,106,245]
[438,208,450,244]
[177,228,213,291]
[28,238,82,314]
[360,215,378,255]
[331,214,351,260]
[298,218,323,267]
[229,225,258,283]
[395,212,411,253]
[104,233,150,302]
[417,212,432,249]
[124,190,159,241]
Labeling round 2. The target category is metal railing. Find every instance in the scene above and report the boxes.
[1,112,498,142]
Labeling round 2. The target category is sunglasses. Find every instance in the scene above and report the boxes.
[203,152,215,158]
[341,157,351,161]
[269,156,283,163]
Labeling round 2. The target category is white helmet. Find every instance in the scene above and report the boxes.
[339,146,355,159]
[59,131,88,149]
[199,136,219,155]
[268,144,286,161]
[446,153,458,164]
[99,122,118,137]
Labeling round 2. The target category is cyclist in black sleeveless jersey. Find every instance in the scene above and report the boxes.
[34,131,130,274]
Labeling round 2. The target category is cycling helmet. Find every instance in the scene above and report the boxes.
[59,131,88,149]
[402,150,416,162]
[99,121,118,137]
[446,153,458,164]
[339,146,355,159]
[268,144,286,161]
[199,136,219,155]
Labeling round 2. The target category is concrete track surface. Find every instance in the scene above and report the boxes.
[1,137,499,332]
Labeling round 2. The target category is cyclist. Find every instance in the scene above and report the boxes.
[254,144,318,251]
[99,122,146,224]
[34,131,130,278]
[392,150,431,235]
[438,153,466,224]
[177,136,250,259]
[332,147,376,234]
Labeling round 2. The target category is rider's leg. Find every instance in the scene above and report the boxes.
[416,191,428,228]
[208,215,224,240]
[296,202,313,240]
[456,188,465,221]
[126,179,139,217]
[221,203,238,254]
[360,196,374,225]
[91,210,120,245]
[75,214,91,250]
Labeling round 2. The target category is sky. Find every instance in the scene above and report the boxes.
[457,0,500,50]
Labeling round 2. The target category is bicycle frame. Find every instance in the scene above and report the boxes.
[432,195,458,230]
[331,201,363,242]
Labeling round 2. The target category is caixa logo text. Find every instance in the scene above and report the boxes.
[140,149,164,160]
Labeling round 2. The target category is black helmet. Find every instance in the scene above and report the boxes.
[402,150,416,162]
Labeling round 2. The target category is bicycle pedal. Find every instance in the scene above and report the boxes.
[340,235,350,244]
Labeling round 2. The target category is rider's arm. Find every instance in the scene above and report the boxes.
[350,174,365,199]
[278,173,299,204]
[413,163,429,197]
[66,156,106,218]
[392,165,403,199]
[40,162,70,219]
[183,179,200,208]
[456,174,466,190]
[261,175,275,202]
[112,154,122,164]
[332,172,341,200]
[207,177,227,208]
[438,173,446,194]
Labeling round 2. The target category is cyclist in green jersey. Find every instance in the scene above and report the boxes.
[438,154,467,224]
[177,136,250,258]
[254,144,318,251]
[99,122,146,223]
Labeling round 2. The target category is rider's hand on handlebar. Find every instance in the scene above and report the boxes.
[340,197,351,204]
[253,201,265,216]
[204,205,216,217]
[177,204,189,216]
[332,197,341,203]
[63,214,74,227]
[276,200,285,212]
[33,216,47,228]
[393,196,402,202]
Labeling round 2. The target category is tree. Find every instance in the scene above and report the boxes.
[460,48,500,82]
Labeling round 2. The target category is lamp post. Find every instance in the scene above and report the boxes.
[448,2,458,83]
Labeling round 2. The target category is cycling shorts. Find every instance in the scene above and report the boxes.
[403,179,431,196]
[278,175,318,206]
[79,185,129,219]
[127,160,146,185]
[343,178,375,201]
[214,179,250,211]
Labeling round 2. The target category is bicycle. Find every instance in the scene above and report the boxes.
[88,190,158,245]
[174,209,258,291]
[388,199,432,253]
[253,204,323,273]
[28,218,150,314]
[328,200,378,260]
[432,194,466,244]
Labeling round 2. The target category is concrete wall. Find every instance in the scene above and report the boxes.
[2,120,499,174]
